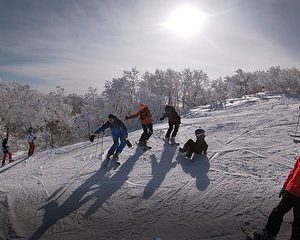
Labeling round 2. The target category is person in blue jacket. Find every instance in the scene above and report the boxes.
[90,114,128,165]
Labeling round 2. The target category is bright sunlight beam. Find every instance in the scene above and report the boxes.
[164,5,206,38]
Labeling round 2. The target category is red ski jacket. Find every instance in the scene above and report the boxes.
[283,155,300,198]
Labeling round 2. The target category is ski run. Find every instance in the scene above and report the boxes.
[0,93,300,240]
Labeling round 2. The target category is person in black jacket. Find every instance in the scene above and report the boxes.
[159,105,181,144]
[179,129,208,158]
[2,138,13,166]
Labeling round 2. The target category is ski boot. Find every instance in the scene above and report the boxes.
[138,140,151,150]
[112,153,121,168]
[102,153,113,168]
[185,151,193,159]
[163,137,170,143]
[179,147,186,153]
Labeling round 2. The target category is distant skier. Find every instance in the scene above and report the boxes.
[90,114,128,166]
[159,105,181,144]
[26,127,36,157]
[126,103,153,149]
[253,155,300,240]
[179,128,208,158]
[2,138,13,166]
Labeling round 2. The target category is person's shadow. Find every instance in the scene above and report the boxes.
[143,142,177,199]
[176,152,210,191]
[28,148,144,240]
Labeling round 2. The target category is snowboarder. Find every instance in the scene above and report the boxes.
[90,114,128,166]
[26,127,36,157]
[2,138,13,166]
[253,155,300,240]
[126,103,153,149]
[159,105,181,144]
[179,128,208,158]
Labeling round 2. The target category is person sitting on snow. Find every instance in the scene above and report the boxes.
[179,128,208,158]
[2,138,13,167]
[90,114,128,166]
[253,155,300,240]
[159,105,181,144]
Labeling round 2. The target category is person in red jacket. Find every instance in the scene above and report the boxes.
[126,103,152,148]
[254,155,300,240]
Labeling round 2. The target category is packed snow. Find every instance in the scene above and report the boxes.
[0,93,299,240]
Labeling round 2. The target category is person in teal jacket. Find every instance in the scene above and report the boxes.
[90,114,128,165]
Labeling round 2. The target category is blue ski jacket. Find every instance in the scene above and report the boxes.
[94,118,128,138]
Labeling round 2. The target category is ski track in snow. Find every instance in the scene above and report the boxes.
[0,94,299,240]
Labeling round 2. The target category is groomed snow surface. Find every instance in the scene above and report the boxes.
[1,93,299,240]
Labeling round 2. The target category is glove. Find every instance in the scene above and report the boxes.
[125,116,129,120]
[279,188,284,198]
[159,118,163,121]
[90,134,95,142]
[126,139,132,148]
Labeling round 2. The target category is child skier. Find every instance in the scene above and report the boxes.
[253,155,300,240]
[159,105,181,144]
[26,127,36,157]
[2,138,13,166]
[179,128,208,158]
[90,114,128,167]
[126,103,153,149]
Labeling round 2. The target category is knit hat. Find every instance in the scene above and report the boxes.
[195,128,205,137]
[139,103,146,110]
[108,114,116,119]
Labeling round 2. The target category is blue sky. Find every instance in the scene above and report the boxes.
[0,0,299,94]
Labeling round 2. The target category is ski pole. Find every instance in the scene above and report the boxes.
[100,133,104,155]
[95,136,100,158]
[293,108,300,141]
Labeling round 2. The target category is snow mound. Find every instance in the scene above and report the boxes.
[0,93,299,240]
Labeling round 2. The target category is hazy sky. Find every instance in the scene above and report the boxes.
[0,0,299,94]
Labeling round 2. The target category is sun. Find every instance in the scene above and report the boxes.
[164,5,206,37]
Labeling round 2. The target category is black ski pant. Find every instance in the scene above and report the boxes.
[165,122,180,138]
[183,139,199,156]
[265,191,300,240]
[140,123,153,143]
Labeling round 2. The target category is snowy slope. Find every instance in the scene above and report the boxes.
[0,93,299,240]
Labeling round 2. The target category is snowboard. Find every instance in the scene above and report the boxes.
[178,150,193,161]
[163,138,180,146]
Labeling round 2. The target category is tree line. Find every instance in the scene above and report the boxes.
[1,66,299,150]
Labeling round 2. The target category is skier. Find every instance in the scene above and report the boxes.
[2,138,13,166]
[126,103,153,149]
[159,105,181,144]
[90,114,128,166]
[253,155,300,240]
[179,128,208,158]
[26,127,36,157]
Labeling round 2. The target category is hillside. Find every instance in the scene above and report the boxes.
[0,93,299,240]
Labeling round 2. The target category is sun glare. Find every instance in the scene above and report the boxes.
[164,5,206,37]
